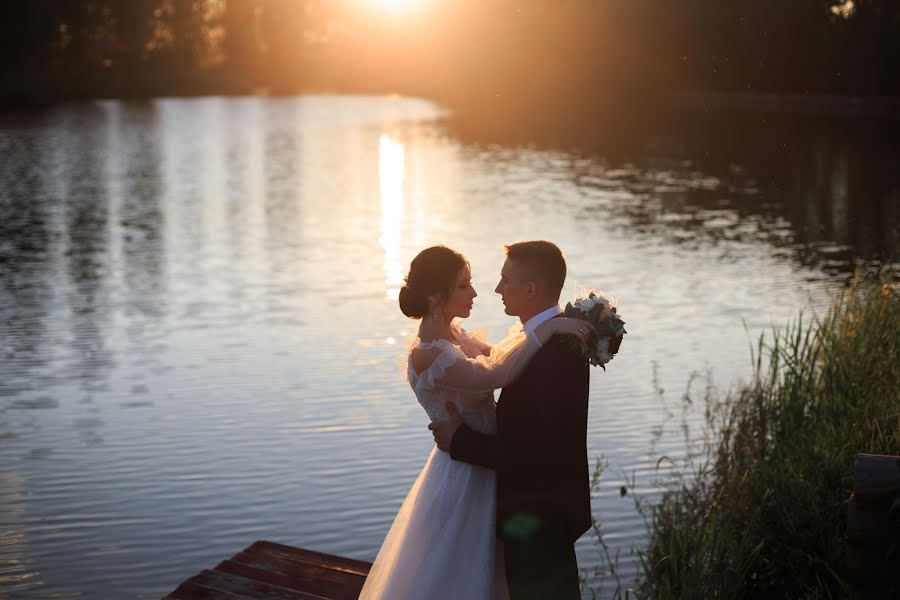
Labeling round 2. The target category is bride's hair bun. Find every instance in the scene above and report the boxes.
[399,246,468,319]
[398,284,427,319]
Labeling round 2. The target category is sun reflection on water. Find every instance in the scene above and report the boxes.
[379,134,406,300]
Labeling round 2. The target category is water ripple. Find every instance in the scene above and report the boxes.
[0,95,893,599]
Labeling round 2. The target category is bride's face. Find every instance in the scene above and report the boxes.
[443,266,477,319]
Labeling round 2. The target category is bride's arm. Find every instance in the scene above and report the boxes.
[532,316,595,347]
[455,326,492,356]
[412,335,537,394]
[421,319,591,393]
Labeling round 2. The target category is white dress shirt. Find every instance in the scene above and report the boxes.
[523,304,563,346]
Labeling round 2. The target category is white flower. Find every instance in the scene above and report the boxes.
[577,298,597,312]
[569,285,626,369]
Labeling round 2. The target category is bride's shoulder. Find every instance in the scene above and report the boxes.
[409,338,459,376]
[410,346,442,376]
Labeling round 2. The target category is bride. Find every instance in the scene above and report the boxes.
[359,246,591,600]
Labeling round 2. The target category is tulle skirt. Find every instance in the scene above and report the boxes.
[359,447,508,600]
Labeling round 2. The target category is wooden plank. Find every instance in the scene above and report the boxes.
[164,573,257,600]
[853,454,900,507]
[850,585,894,600]
[846,543,892,586]
[226,551,364,587]
[214,559,364,600]
[161,542,372,600]
[846,495,892,545]
[847,544,900,588]
[245,541,371,577]
[228,549,366,586]
[179,569,329,600]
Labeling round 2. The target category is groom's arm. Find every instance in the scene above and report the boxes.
[448,423,499,469]
[429,402,500,469]
[447,341,588,472]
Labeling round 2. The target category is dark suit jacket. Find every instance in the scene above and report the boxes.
[449,331,591,545]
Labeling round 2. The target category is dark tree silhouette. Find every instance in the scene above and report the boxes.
[2,0,898,111]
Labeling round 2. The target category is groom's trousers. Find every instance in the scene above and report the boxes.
[503,534,580,600]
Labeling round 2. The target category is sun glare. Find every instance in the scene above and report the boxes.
[364,0,421,12]
[379,135,406,300]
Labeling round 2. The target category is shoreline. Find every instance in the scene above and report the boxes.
[667,90,900,118]
[4,71,900,121]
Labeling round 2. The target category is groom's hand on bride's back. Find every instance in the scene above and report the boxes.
[428,402,463,452]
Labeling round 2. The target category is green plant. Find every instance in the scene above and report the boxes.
[636,272,900,599]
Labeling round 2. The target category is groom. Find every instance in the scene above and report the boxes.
[430,240,591,600]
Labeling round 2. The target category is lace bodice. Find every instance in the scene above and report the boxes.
[407,325,540,435]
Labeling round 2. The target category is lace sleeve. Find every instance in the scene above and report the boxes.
[455,325,492,357]
[430,331,539,393]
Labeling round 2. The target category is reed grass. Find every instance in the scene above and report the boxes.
[637,273,900,599]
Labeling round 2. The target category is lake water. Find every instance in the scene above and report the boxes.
[1,95,897,598]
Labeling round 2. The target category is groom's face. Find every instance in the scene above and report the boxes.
[495,258,531,317]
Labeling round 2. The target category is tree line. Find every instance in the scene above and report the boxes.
[3,1,898,110]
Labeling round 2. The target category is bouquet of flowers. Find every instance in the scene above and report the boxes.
[563,286,626,369]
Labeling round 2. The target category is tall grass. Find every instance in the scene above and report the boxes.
[638,274,900,599]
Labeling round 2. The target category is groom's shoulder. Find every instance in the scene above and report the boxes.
[539,334,585,365]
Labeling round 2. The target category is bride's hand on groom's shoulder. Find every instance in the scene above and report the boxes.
[541,318,595,348]
[428,402,463,452]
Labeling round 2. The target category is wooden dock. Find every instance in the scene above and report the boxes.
[162,540,372,600]
[846,454,900,600]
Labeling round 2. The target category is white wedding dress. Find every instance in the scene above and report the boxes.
[358,324,541,600]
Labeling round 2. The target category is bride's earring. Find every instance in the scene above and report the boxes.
[432,307,440,322]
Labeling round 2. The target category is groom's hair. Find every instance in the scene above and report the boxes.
[504,240,566,299]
